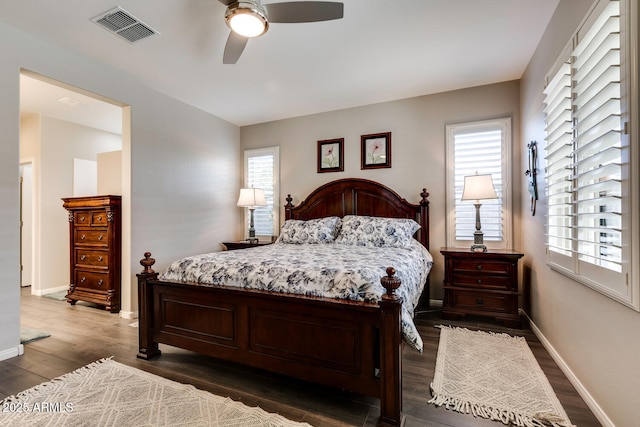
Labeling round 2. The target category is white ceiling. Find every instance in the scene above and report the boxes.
[5,0,559,130]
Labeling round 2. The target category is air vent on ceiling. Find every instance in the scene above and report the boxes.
[91,7,158,44]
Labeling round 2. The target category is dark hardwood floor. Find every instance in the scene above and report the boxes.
[0,287,601,426]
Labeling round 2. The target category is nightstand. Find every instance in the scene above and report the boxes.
[223,241,273,251]
[440,247,524,328]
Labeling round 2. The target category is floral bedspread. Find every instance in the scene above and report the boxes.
[159,240,433,351]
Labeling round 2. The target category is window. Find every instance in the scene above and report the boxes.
[544,0,638,310]
[243,146,279,238]
[446,118,512,249]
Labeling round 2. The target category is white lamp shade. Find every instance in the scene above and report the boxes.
[237,188,267,207]
[461,174,498,201]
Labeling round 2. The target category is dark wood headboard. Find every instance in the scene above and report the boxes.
[284,178,430,250]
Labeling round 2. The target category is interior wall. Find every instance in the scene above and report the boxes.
[39,116,121,295]
[0,22,240,359]
[241,80,522,300]
[520,0,640,425]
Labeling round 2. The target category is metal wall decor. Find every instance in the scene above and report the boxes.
[524,141,538,215]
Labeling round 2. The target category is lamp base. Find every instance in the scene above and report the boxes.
[471,229,486,252]
[245,237,259,244]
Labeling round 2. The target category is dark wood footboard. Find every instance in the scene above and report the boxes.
[137,254,405,426]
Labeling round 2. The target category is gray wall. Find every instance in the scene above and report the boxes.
[520,0,640,425]
[241,80,522,300]
[0,22,240,358]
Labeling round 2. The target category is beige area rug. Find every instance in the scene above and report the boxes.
[429,326,574,427]
[1,358,312,427]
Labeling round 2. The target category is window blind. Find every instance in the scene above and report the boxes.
[544,0,622,273]
[453,128,504,243]
[543,0,637,309]
[245,147,279,237]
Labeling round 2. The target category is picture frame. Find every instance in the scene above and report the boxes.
[317,138,344,173]
[361,132,391,169]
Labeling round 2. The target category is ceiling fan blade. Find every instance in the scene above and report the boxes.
[218,0,236,6]
[223,31,249,64]
[264,2,344,23]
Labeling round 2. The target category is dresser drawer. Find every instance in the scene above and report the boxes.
[452,259,511,275]
[74,229,108,246]
[74,270,110,291]
[451,290,512,314]
[451,273,510,289]
[74,210,108,227]
[75,249,108,268]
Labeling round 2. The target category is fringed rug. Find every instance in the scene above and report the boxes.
[429,326,574,427]
[1,358,313,427]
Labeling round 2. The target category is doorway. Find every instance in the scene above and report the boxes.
[19,161,33,288]
[19,71,125,298]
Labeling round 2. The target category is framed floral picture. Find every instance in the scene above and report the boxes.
[361,132,391,169]
[317,138,344,173]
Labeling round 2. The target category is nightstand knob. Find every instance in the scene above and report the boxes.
[98,234,104,240]
[81,234,86,240]
[81,276,86,283]
[476,279,483,285]
[476,264,483,270]
[476,298,484,307]
[98,256,103,262]
[97,279,103,286]
[97,216,102,221]
[80,216,85,222]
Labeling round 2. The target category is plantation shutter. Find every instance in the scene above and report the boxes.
[453,128,504,243]
[245,147,279,237]
[544,0,632,306]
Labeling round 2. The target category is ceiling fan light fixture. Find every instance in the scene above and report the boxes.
[225,1,269,38]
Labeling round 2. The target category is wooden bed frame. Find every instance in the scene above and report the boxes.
[137,178,430,426]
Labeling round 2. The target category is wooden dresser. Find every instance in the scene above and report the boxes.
[63,195,121,312]
[440,247,524,328]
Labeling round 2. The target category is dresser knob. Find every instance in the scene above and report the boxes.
[80,216,85,222]
[476,298,484,307]
[81,234,86,240]
[97,216,102,221]
[477,279,482,285]
[97,279,103,286]
[81,277,86,283]
[98,235,104,240]
[80,255,86,261]
[98,256,103,262]
[476,264,483,270]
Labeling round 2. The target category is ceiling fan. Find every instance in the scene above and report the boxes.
[218,0,344,64]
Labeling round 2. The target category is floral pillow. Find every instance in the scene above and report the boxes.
[276,216,342,244]
[335,215,421,248]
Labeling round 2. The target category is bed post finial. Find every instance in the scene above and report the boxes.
[420,188,430,205]
[140,252,156,274]
[285,194,293,208]
[381,267,401,299]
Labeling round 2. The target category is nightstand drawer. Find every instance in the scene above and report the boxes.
[452,290,512,313]
[453,259,510,275]
[451,273,510,289]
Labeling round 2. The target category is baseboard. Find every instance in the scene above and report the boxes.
[0,344,23,362]
[33,285,68,297]
[119,310,138,320]
[524,313,615,427]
